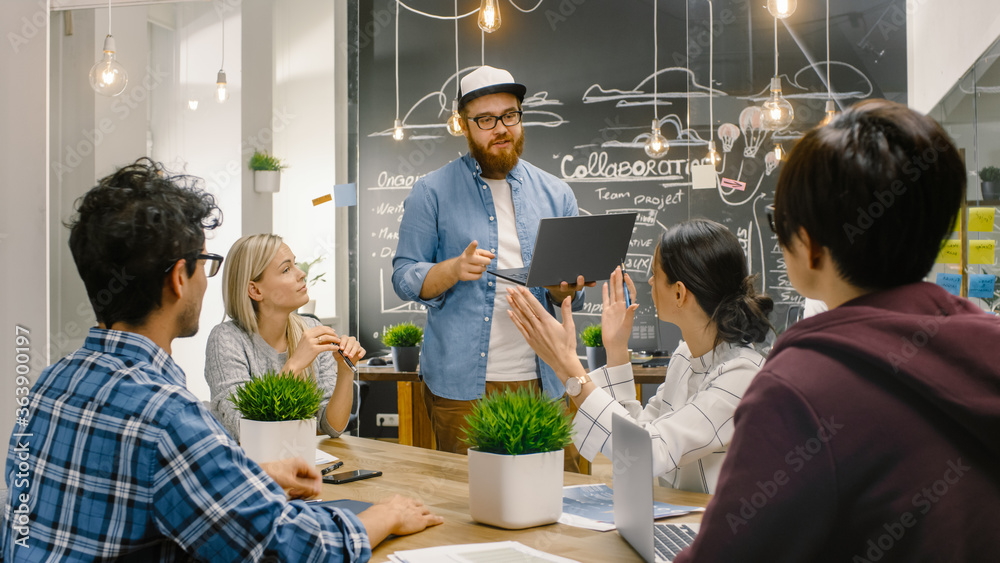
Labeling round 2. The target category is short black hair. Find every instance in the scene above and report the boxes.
[67,158,222,327]
[658,219,773,347]
[774,99,965,290]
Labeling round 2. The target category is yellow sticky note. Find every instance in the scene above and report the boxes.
[968,207,996,232]
[969,239,997,265]
[936,239,961,264]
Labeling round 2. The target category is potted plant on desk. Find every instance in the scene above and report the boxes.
[580,324,605,372]
[463,387,573,529]
[250,150,287,193]
[229,369,324,464]
[981,166,1000,201]
[381,322,423,372]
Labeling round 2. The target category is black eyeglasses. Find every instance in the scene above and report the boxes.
[765,204,777,234]
[467,110,523,131]
[164,253,224,277]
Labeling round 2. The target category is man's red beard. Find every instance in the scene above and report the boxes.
[468,129,525,179]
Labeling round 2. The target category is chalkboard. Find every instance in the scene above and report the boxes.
[351,0,906,354]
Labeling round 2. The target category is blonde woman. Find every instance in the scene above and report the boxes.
[205,234,363,440]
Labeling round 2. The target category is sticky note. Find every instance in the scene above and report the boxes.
[968,207,996,232]
[968,274,997,299]
[690,163,716,189]
[935,273,962,296]
[334,183,358,207]
[936,239,961,264]
[969,239,996,265]
[721,178,746,191]
[311,194,333,206]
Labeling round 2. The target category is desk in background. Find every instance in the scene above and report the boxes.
[317,436,708,562]
[358,363,668,451]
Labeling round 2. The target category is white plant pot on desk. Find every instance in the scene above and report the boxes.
[253,169,281,193]
[468,448,564,529]
[240,417,316,464]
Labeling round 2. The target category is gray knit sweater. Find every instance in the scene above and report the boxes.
[204,317,357,440]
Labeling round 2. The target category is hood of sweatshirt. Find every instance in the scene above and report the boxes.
[770,282,1000,457]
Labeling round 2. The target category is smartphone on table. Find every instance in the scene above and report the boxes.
[323,469,382,484]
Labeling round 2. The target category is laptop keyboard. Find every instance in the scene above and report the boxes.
[653,523,698,561]
[501,267,529,284]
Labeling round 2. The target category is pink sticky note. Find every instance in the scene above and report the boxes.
[721,178,746,191]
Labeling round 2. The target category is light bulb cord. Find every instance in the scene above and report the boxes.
[653,0,658,122]
[707,0,713,145]
[481,29,485,65]
[395,0,400,121]
[826,0,831,99]
[454,0,460,97]
[107,0,111,35]
[773,16,778,79]
[220,16,225,70]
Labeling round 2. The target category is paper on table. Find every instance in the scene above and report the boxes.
[561,484,703,528]
[315,449,339,465]
[389,540,580,563]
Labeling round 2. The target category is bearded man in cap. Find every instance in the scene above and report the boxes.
[392,66,585,466]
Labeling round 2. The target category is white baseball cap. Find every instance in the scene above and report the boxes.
[458,65,526,110]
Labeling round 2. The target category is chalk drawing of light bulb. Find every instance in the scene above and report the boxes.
[764,150,779,176]
[718,123,740,153]
[739,106,768,158]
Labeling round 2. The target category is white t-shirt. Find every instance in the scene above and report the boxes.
[483,177,537,381]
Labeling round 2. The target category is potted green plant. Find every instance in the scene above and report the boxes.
[981,166,1000,201]
[295,256,326,315]
[381,322,423,372]
[463,387,573,529]
[229,369,324,464]
[581,324,606,372]
[249,150,287,193]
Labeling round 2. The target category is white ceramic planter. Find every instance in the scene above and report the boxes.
[253,169,281,193]
[240,417,316,464]
[298,299,317,315]
[468,448,564,529]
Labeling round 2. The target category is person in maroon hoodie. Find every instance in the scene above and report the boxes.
[674,99,1000,562]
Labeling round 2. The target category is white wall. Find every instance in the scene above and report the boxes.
[1,0,50,496]
[907,0,1000,113]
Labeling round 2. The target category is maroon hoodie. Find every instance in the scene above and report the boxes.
[675,282,1000,562]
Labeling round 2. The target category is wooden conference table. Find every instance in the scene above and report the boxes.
[317,436,709,562]
[358,362,668,451]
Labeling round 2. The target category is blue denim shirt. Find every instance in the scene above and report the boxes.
[392,153,583,401]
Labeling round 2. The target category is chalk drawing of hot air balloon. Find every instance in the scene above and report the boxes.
[718,123,740,153]
[764,150,779,176]
[739,106,768,158]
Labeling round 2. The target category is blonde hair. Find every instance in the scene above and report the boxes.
[222,234,313,377]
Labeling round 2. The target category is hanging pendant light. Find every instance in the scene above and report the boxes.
[89,0,127,97]
[767,0,797,19]
[773,143,785,161]
[761,17,793,131]
[478,0,501,33]
[819,0,838,126]
[644,0,668,158]
[447,0,464,137]
[215,16,228,103]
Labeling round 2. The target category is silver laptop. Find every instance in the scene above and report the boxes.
[613,413,700,562]
[488,212,638,287]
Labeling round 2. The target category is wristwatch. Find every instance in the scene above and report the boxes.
[564,374,589,397]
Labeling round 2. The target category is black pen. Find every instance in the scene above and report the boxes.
[337,349,358,374]
[321,461,344,475]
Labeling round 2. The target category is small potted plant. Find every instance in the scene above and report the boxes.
[250,150,287,193]
[296,256,326,315]
[980,166,1000,201]
[229,369,324,464]
[381,322,423,372]
[463,387,573,529]
[580,324,606,372]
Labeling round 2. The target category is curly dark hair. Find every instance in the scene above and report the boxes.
[66,158,222,328]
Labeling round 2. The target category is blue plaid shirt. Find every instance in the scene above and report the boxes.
[0,328,372,562]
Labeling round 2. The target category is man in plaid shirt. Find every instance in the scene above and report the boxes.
[0,159,441,562]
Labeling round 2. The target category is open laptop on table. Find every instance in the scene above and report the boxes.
[487,212,638,287]
[613,413,700,562]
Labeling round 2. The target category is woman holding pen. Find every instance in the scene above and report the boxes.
[205,234,364,441]
[506,219,772,494]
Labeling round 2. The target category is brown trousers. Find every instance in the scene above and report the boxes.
[421,379,582,473]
